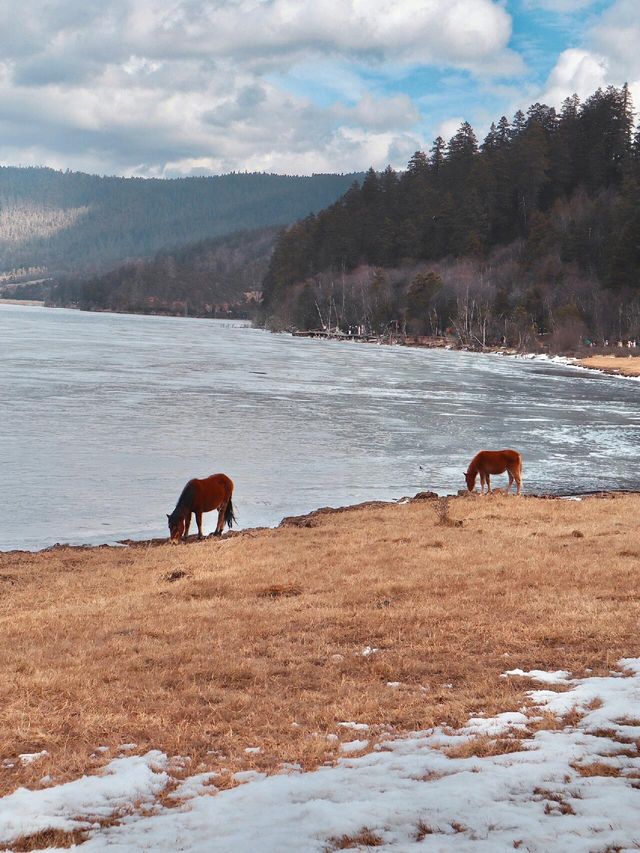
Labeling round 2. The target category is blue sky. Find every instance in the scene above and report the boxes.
[0,0,636,177]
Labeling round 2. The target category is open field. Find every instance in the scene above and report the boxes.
[578,355,640,377]
[1,492,639,807]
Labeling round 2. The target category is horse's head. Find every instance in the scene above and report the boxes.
[167,511,185,543]
[464,468,476,492]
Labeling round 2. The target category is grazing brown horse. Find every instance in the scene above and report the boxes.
[464,449,523,495]
[167,473,236,542]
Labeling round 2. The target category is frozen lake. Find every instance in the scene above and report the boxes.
[1,303,639,550]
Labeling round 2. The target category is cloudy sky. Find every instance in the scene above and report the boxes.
[0,0,637,178]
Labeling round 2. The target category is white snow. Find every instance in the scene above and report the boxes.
[498,349,640,383]
[168,772,218,801]
[339,740,369,754]
[502,668,571,684]
[337,722,370,731]
[462,711,529,736]
[18,750,48,766]
[0,751,168,845]
[3,661,640,851]
[232,770,265,784]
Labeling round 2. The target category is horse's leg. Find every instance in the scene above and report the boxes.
[479,472,485,494]
[213,503,225,536]
[195,511,204,540]
[515,475,522,496]
[183,512,191,540]
[486,473,492,494]
[507,471,514,494]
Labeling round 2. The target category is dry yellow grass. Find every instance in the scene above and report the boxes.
[1,492,639,798]
[578,355,640,377]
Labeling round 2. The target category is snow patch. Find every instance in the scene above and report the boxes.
[232,770,266,783]
[339,739,369,754]
[4,662,640,851]
[462,711,529,736]
[502,668,571,684]
[18,750,48,766]
[337,722,370,731]
[0,751,168,847]
[168,772,218,801]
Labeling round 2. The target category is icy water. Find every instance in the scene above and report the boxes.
[1,303,639,550]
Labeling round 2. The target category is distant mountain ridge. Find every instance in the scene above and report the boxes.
[0,166,363,276]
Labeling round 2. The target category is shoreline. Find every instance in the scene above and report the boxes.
[287,328,640,381]
[575,354,640,378]
[6,301,640,379]
[3,488,638,555]
[0,297,45,306]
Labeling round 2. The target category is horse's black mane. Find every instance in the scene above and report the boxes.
[170,479,195,520]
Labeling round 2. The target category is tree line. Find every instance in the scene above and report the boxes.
[44,227,277,318]
[261,85,640,350]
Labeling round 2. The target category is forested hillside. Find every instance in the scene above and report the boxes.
[262,85,640,349]
[0,168,362,276]
[45,227,277,318]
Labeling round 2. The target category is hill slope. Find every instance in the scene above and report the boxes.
[261,85,640,348]
[46,226,277,317]
[0,167,362,276]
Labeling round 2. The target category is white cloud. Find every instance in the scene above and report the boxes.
[539,48,608,106]
[334,94,420,132]
[0,0,521,176]
[588,0,640,81]
[537,1,640,115]
[116,0,518,73]
[436,116,466,142]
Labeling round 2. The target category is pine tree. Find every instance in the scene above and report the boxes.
[496,116,511,147]
[447,121,478,162]
[430,137,446,175]
[553,94,581,195]
[510,110,526,140]
[406,151,430,177]
[481,123,499,153]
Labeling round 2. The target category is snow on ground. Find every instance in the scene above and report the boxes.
[0,752,169,845]
[2,661,640,851]
[494,349,640,382]
[501,668,571,684]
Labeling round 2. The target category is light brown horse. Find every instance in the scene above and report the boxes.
[464,449,523,495]
[167,473,236,542]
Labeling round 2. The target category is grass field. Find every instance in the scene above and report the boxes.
[1,492,639,801]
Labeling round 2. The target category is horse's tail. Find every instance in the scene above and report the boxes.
[224,497,237,530]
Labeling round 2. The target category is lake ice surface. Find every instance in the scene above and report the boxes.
[1,303,639,550]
